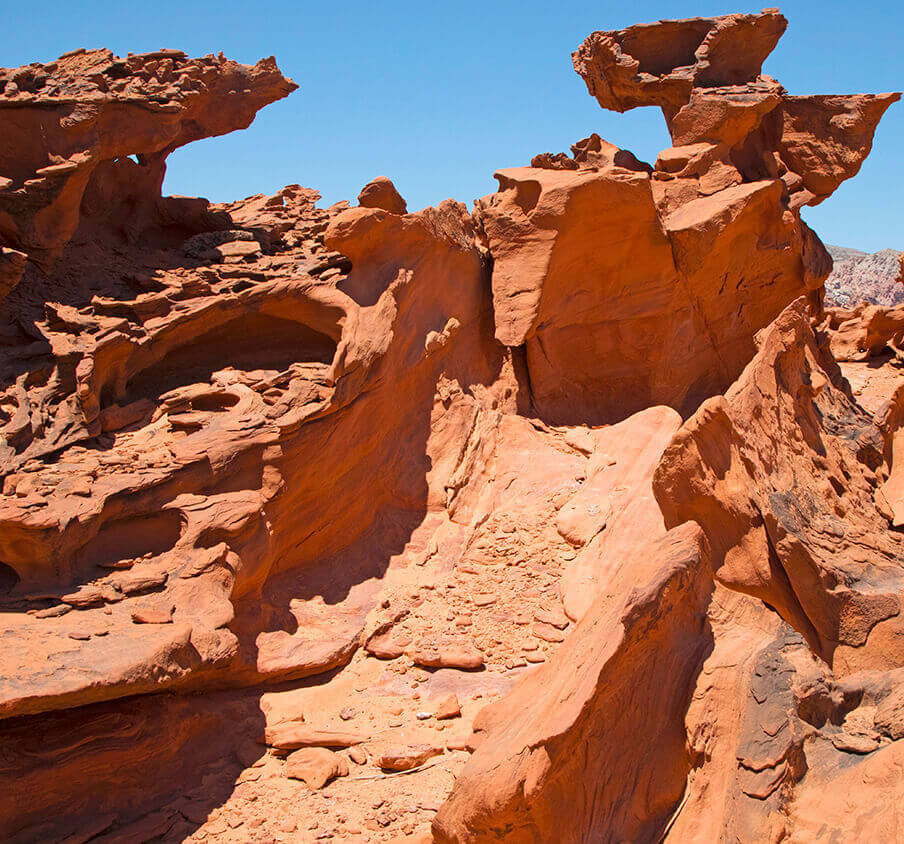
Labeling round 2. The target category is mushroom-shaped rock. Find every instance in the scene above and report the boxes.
[475,10,897,426]
[572,11,788,113]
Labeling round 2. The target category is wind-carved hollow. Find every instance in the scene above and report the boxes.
[513,180,542,216]
[123,313,338,401]
[796,683,863,729]
[620,19,711,76]
[74,510,184,573]
[184,391,241,412]
[0,562,20,595]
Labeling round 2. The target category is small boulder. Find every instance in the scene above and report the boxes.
[533,606,569,630]
[264,723,368,752]
[99,398,155,433]
[285,747,348,788]
[830,732,880,754]
[216,240,261,260]
[183,229,255,258]
[532,622,566,643]
[348,745,368,765]
[235,737,266,768]
[357,176,407,215]
[366,631,405,660]
[131,606,174,624]
[376,744,441,771]
[530,152,578,171]
[435,695,461,720]
[412,639,484,670]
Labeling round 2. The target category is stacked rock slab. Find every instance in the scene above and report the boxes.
[478,10,898,424]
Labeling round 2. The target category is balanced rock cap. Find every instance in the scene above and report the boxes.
[357,176,408,214]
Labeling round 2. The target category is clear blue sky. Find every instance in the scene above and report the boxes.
[5,1,901,251]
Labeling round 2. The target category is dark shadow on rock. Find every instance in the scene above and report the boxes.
[0,687,267,844]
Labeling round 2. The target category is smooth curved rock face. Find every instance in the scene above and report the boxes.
[479,163,829,424]
[433,522,714,844]
[556,404,682,621]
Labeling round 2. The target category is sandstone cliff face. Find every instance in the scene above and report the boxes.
[0,11,902,844]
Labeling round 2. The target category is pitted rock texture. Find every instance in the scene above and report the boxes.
[0,48,296,279]
[653,300,904,666]
[572,11,899,209]
[1,10,903,844]
[572,10,789,113]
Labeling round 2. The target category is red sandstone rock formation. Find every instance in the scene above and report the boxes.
[434,523,714,842]
[357,175,408,215]
[480,9,898,424]
[438,300,904,841]
[822,302,904,361]
[0,10,902,844]
[0,49,295,278]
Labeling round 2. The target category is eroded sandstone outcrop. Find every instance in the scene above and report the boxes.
[438,297,904,841]
[477,10,897,424]
[653,300,904,668]
[433,523,714,843]
[1,10,902,844]
[0,49,296,280]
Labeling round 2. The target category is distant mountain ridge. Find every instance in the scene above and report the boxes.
[825,244,903,307]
